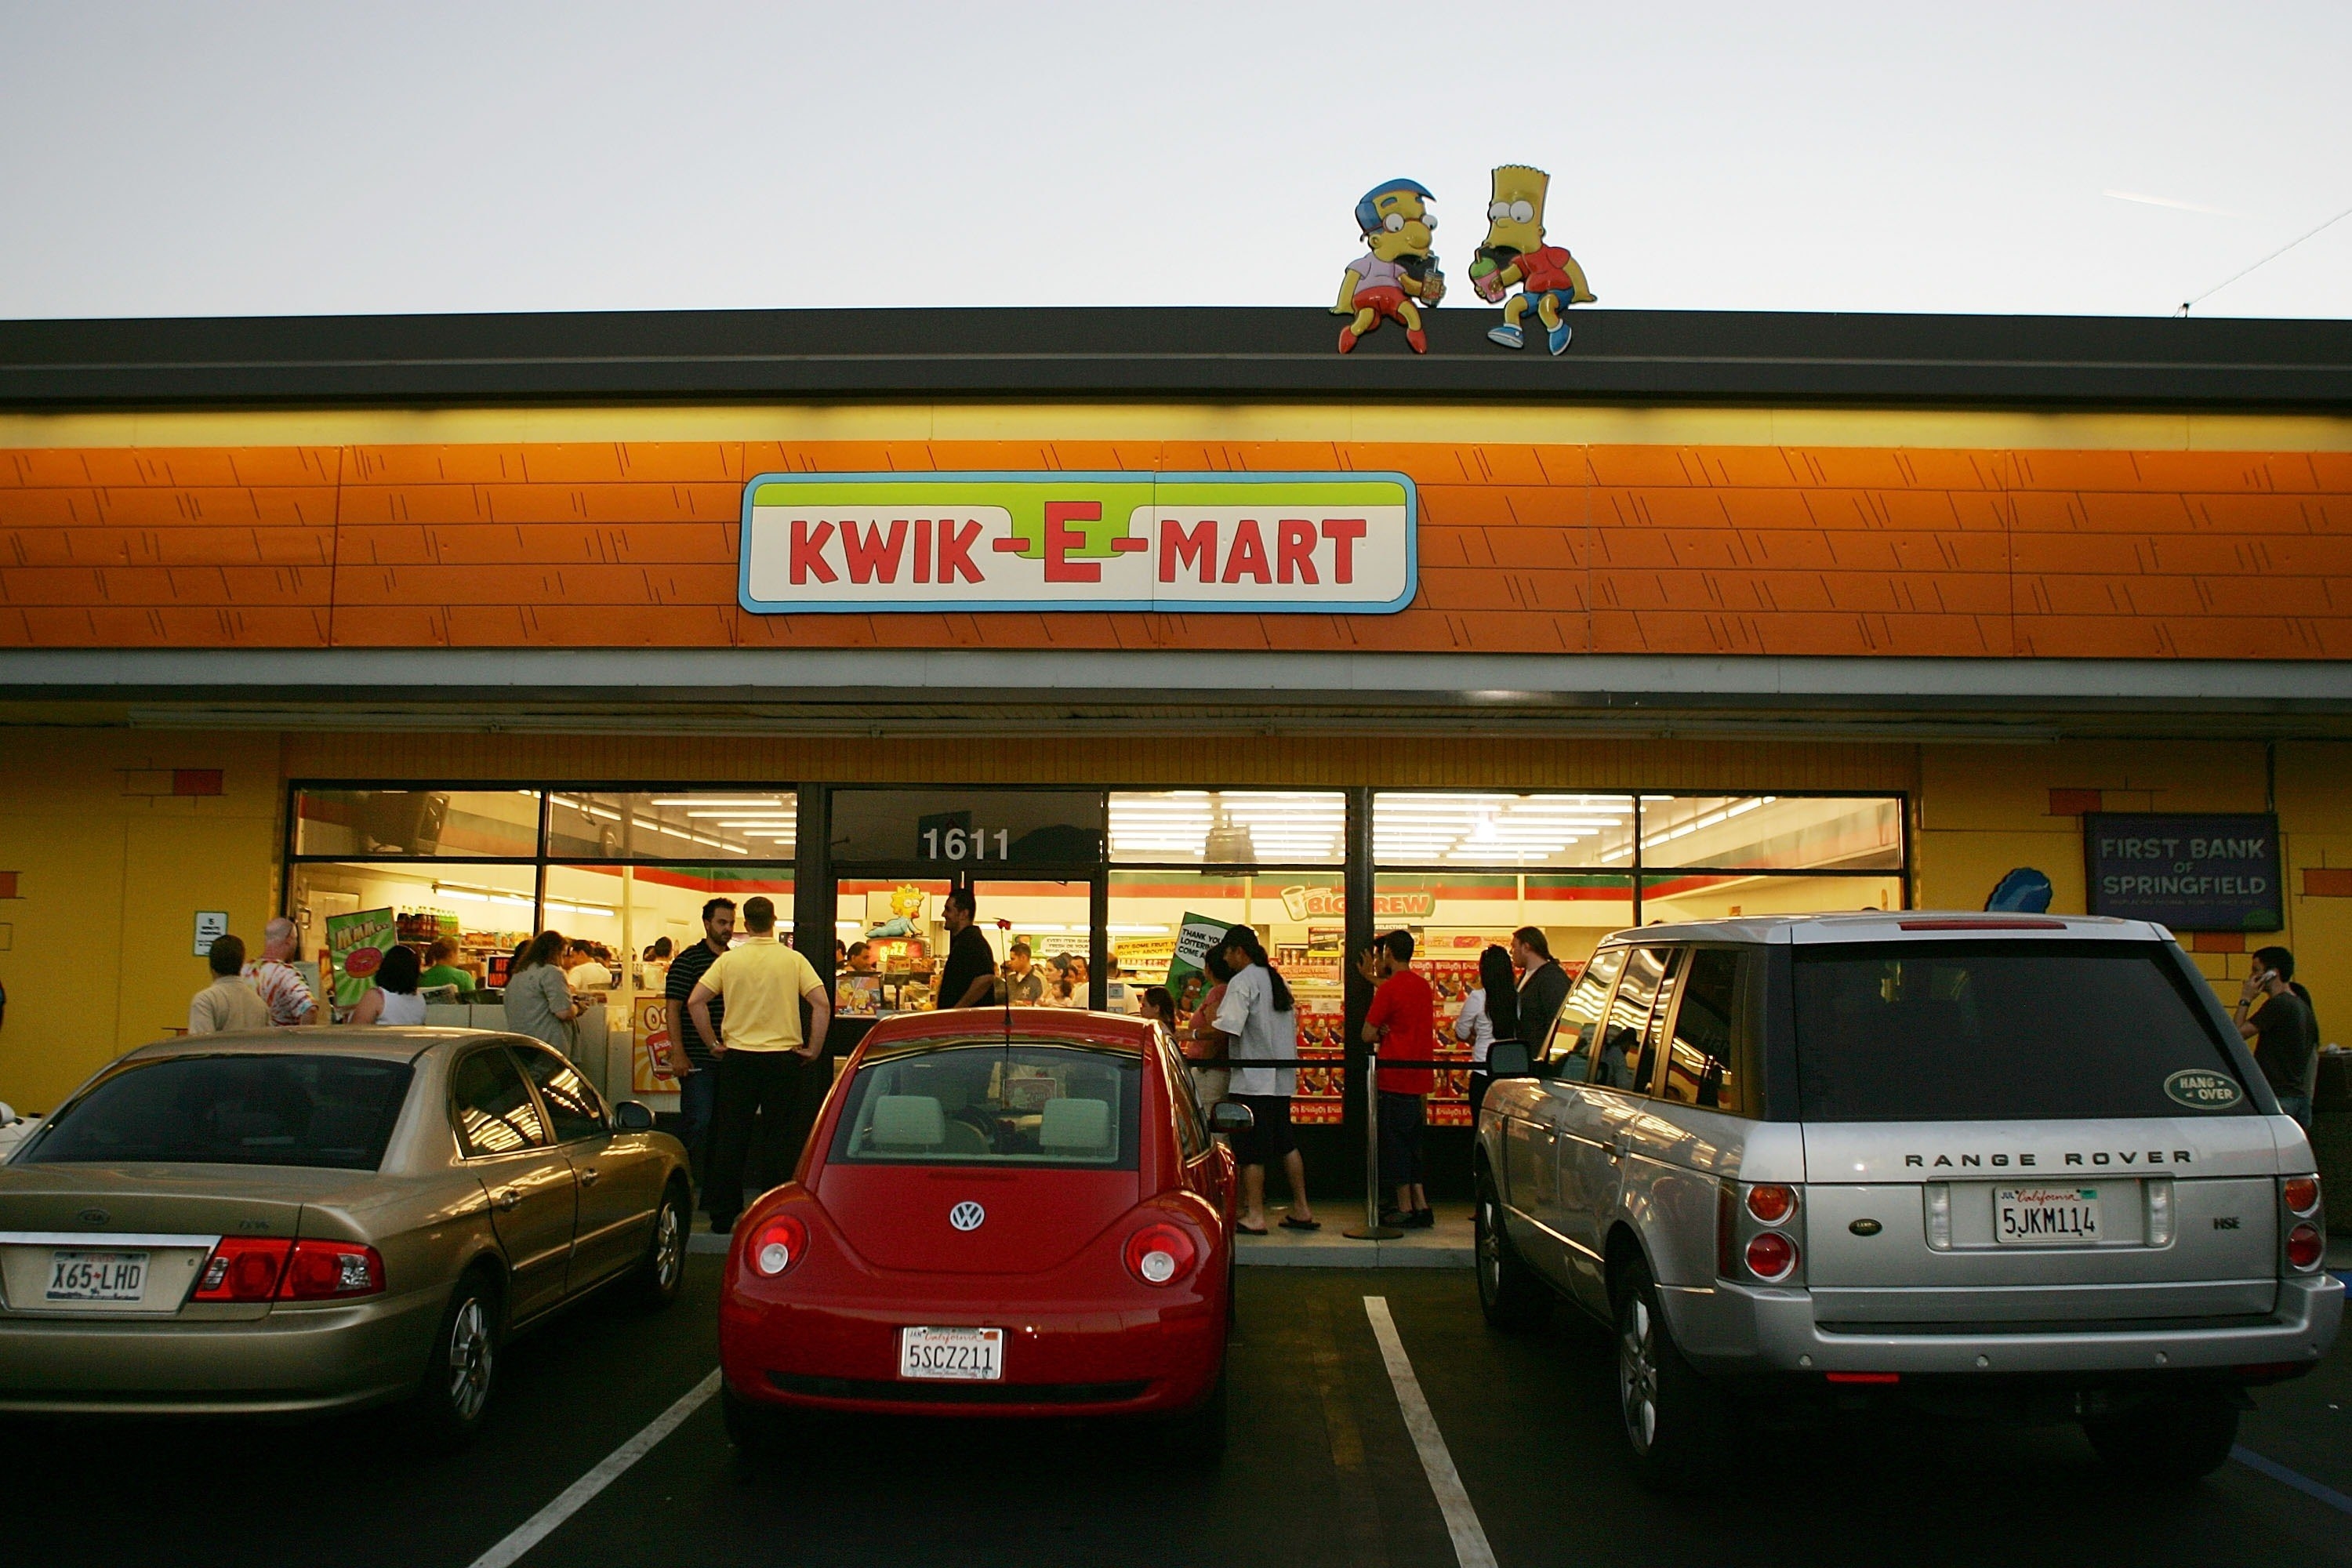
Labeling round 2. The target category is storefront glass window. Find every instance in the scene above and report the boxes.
[1624,795,1903,871]
[547,864,793,962]
[545,791,793,861]
[292,789,543,858]
[1106,869,1349,1125]
[830,789,1105,868]
[287,861,539,988]
[1108,791,1346,866]
[1639,872,1904,924]
[1373,792,1636,868]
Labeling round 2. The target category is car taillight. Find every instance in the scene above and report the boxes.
[752,1214,808,1277]
[1745,1231,1798,1282]
[280,1240,385,1299]
[194,1236,294,1301]
[1747,1184,1796,1225]
[1124,1222,1198,1287]
[2286,1222,2323,1272]
[2284,1176,2321,1217]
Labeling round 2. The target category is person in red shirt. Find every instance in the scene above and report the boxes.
[1363,928,1437,1228]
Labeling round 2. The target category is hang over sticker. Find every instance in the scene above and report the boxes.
[2163,1069,2244,1110]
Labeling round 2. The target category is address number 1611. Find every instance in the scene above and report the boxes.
[922,826,1011,862]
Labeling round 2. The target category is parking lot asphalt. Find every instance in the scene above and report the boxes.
[5,1258,2350,1568]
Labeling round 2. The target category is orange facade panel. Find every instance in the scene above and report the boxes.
[2,439,2350,659]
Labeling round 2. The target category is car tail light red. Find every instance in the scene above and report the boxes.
[1747,1184,1797,1225]
[279,1240,385,1300]
[2286,1222,2323,1272]
[751,1214,808,1277]
[193,1236,293,1301]
[2284,1176,2321,1217]
[1745,1231,1798,1282]
[1123,1222,1198,1287]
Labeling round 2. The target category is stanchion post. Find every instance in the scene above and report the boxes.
[1342,1051,1402,1240]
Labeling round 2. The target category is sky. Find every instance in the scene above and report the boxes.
[1,1,2347,321]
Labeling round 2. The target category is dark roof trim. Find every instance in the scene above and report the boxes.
[2,307,2349,412]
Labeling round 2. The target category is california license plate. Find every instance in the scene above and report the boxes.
[898,1326,1004,1381]
[1994,1186,2101,1245]
[46,1250,148,1302]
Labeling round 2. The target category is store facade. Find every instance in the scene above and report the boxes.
[3,306,2350,1188]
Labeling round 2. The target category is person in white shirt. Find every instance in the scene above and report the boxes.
[1212,924,1319,1236]
[1454,945,1521,1120]
[564,944,615,992]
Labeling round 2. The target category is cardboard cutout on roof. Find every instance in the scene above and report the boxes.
[1333,178,1446,354]
[1468,165,1595,356]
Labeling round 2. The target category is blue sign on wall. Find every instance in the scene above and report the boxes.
[2082,812,2282,932]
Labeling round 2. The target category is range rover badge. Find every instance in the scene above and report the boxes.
[1849,1218,1883,1236]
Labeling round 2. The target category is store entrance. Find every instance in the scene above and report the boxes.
[831,871,1105,1025]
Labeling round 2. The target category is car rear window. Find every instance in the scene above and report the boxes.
[1791,940,2252,1123]
[829,1041,1142,1168]
[23,1054,415,1171]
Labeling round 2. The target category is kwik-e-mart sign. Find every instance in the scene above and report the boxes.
[739,472,1417,615]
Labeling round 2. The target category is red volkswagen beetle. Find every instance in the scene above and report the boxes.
[718,1008,1244,1454]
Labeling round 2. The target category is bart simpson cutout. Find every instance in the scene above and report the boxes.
[1333,178,1446,354]
[1468,165,1594,356]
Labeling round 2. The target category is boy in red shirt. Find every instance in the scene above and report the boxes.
[1363,928,1437,1227]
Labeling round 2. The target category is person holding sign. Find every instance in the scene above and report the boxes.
[1214,925,1319,1235]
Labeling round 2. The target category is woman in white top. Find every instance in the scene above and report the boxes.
[1455,945,1521,1119]
[1211,924,1319,1236]
[352,943,429,1026]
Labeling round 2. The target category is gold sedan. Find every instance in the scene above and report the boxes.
[0,1027,691,1443]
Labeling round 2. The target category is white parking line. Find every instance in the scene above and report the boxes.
[466,1368,721,1568]
[1363,1296,1498,1568]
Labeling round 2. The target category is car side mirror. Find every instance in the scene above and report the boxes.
[1209,1101,1255,1136]
[1486,1040,1534,1079]
[613,1100,656,1132]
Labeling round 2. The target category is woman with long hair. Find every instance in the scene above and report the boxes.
[503,929,585,1052]
[1185,949,1236,1118]
[1214,924,1317,1235]
[351,942,426,1026]
[1457,943,1521,1120]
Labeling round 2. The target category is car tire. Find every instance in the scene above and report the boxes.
[1613,1255,1722,1489]
[722,1382,794,1465]
[412,1266,502,1449]
[633,1179,691,1310]
[1160,1360,1229,1468]
[1475,1172,1549,1330]
[2084,1396,2241,1482]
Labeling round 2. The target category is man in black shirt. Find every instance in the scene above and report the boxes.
[664,898,736,1179]
[1512,926,1570,1054]
[2237,944,2317,1126]
[936,886,996,1012]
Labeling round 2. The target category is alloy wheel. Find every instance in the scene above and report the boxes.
[1476,1196,1502,1301]
[1618,1295,1659,1454]
[448,1298,493,1422]
[655,1200,684,1289]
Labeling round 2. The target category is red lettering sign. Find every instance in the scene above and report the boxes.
[1222,518,1272,584]
[840,520,906,584]
[1277,519,1319,585]
[790,520,837,585]
[1044,501,1103,583]
[936,518,983,584]
[1160,518,1216,583]
[1320,517,1365,584]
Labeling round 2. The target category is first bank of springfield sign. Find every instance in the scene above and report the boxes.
[737,472,1416,615]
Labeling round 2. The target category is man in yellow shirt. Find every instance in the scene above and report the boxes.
[687,895,830,1233]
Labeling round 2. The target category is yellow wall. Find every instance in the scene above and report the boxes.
[0,731,281,1110]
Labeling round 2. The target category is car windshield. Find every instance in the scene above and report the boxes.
[829,1040,1142,1168]
[1791,939,2252,1122]
[23,1054,415,1171]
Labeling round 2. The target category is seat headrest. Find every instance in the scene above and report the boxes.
[1039,1097,1112,1154]
[869,1094,946,1149]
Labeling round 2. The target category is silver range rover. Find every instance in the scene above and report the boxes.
[1473,911,2340,1485]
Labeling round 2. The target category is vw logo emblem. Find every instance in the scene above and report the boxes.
[949,1201,986,1232]
[78,1208,108,1225]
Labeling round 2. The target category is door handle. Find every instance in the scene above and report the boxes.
[1607,1131,1632,1164]
[579,1167,601,1188]
[493,1189,522,1212]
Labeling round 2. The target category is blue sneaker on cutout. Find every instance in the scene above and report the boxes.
[1547,318,1573,355]
[1486,323,1523,349]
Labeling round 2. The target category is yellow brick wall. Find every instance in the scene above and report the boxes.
[0,731,283,1109]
